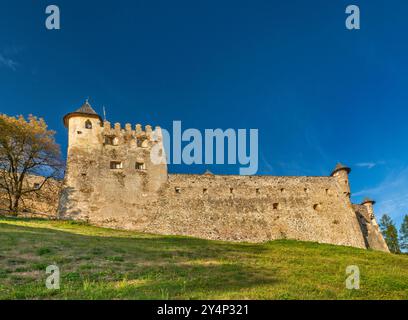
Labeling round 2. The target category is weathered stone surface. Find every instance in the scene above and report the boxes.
[0,174,61,217]
[353,204,389,252]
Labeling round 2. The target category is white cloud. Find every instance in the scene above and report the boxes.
[0,53,18,71]
[261,156,274,173]
[355,162,377,169]
[355,161,385,169]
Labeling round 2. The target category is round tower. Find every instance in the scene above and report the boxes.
[331,163,351,197]
[62,100,103,151]
[361,197,378,226]
[59,100,104,219]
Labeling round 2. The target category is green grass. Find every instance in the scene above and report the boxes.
[0,217,407,300]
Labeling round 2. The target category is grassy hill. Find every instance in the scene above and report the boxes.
[0,217,407,300]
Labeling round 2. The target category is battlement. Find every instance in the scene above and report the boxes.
[62,101,163,149]
[102,120,162,142]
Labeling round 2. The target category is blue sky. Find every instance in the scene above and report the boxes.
[0,0,407,226]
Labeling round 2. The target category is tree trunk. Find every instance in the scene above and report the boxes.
[10,194,20,215]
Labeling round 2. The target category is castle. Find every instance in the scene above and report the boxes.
[57,101,389,252]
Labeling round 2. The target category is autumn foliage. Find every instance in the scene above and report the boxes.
[0,114,63,213]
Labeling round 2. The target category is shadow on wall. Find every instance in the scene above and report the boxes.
[57,186,84,219]
[355,212,370,249]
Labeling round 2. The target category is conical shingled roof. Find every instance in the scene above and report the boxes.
[63,100,103,127]
[331,163,351,176]
[75,100,98,115]
[361,197,376,205]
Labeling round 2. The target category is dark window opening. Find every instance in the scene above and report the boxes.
[135,162,146,170]
[85,120,92,129]
[175,187,181,194]
[313,204,322,211]
[273,203,279,210]
[33,183,40,190]
[105,136,118,146]
[110,161,122,169]
[137,136,147,147]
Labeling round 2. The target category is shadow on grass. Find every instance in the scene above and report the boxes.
[0,221,279,299]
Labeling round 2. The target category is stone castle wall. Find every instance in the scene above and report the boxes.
[60,170,367,249]
[56,108,389,252]
[0,174,61,217]
[147,174,367,248]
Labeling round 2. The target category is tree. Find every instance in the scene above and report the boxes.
[379,214,400,254]
[400,215,408,252]
[0,114,63,214]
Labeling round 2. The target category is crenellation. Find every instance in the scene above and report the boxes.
[100,122,154,143]
[114,122,121,133]
[145,125,153,139]
[135,123,142,133]
[103,120,111,132]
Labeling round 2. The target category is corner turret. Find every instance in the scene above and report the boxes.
[361,197,378,226]
[331,163,351,197]
[62,100,103,151]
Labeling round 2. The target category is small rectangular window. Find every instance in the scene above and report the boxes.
[33,183,40,190]
[105,136,118,146]
[135,162,146,170]
[110,161,122,169]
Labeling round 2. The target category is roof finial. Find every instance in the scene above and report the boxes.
[203,169,214,176]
